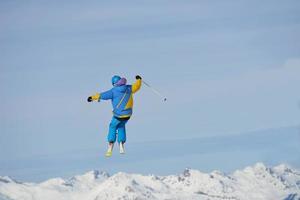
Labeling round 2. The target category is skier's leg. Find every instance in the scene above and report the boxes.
[107,117,120,143]
[106,117,120,157]
[117,120,128,154]
[117,120,127,143]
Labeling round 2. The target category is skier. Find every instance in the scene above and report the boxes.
[87,75,142,157]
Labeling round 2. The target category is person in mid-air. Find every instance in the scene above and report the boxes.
[87,75,142,157]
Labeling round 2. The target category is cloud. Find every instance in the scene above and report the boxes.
[284,58,300,69]
[191,58,300,100]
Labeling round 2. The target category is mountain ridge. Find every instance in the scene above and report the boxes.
[1,163,299,200]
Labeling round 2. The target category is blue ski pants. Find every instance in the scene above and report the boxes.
[107,117,129,143]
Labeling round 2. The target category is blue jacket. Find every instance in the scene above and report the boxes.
[91,79,142,118]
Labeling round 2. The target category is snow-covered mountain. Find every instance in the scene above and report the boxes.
[0,163,299,200]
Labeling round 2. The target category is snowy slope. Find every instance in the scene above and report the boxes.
[0,163,299,200]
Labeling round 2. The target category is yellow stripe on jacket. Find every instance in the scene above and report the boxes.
[125,79,142,109]
[132,79,142,94]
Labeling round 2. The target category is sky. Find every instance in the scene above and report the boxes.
[0,0,300,181]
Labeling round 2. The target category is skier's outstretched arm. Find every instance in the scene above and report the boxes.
[132,75,142,94]
[87,89,113,102]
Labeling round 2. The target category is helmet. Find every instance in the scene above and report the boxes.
[111,75,121,86]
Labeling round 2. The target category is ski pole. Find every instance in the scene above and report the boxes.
[142,80,167,102]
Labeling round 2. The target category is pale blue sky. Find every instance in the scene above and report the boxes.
[0,0,300,181]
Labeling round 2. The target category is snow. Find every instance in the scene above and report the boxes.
[0,163,299,200]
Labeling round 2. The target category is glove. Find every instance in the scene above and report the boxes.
[87,96,92,102]
[136,75,142,80]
